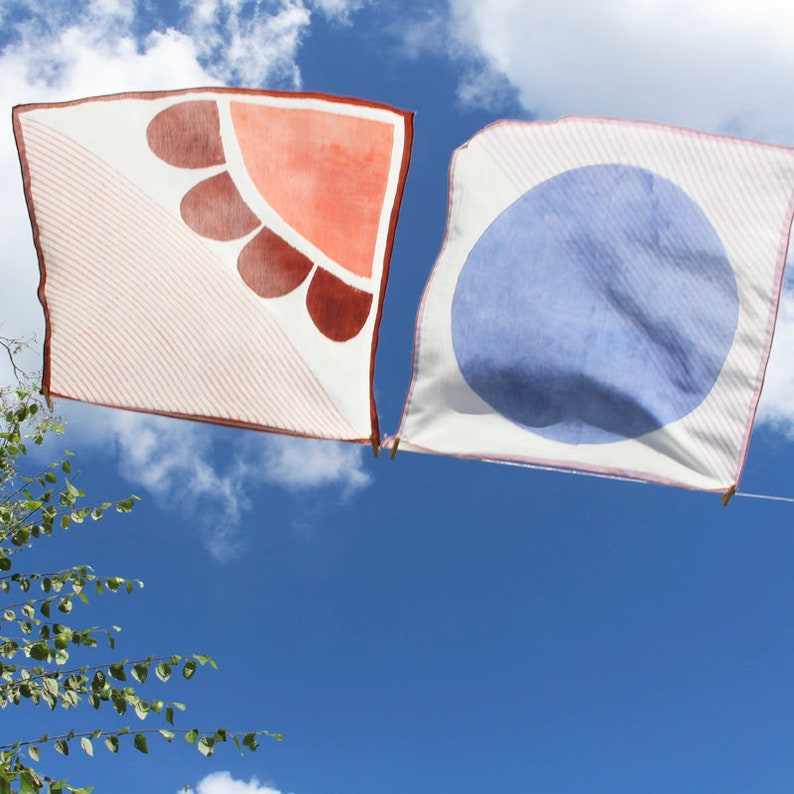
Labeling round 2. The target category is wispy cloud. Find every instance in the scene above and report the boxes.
[181,0,311,87]
[64,404,371,561]
[392,6,519,113]
[309,0,368,24]
[756,289,794,438]
[260,435,371,493]
[183,770,287,794]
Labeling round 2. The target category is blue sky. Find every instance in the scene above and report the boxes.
[2,1,794,793]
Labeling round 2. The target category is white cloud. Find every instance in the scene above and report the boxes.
[64,405,250,561]
[260,435,372,493]
[756,289,794,438]
[393,6,518,112]
[181,0,312,87]
[308,0,367,23]
[63,403,372,560]
[183,770,286,794]
[440,0,794,142]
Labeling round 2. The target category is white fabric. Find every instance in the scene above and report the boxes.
[394,117,794,492]
[15,89,411,442]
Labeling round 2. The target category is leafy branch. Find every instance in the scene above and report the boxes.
[1,725,278,759]
[0,340,276,793]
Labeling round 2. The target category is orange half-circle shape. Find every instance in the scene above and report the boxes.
[230,102,394,280]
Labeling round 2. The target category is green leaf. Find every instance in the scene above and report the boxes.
[158,729,175,742]
[108,663,126,681]
[116,497,138,513]
[182,659,197,680]
[184,729,199,745]
[19,770,36,794]
[133,734,148,754]
[54,739,69,756]
[131,662,149,683]
[13,526,31,545]
[29,642,48,661]
[104,736,119,754]
[155,662,172,682]
[192,654,217,669]
[112,694,127,716]
[28,745,40,762]
[197,736,214,757]
[80,737,93,757]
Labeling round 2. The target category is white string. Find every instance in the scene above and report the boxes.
[396,443,794,503]
[736,491,794,504]
[483,457,647,484]
[486,457,794,503]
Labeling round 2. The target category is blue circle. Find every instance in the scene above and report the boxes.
[451,164,739,445]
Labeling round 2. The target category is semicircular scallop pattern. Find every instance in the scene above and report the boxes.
[14,89,413,443]
[147,98,396,343]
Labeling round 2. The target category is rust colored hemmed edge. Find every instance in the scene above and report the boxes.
[12,89,415,446]
[368,109,414,446]
[11,104,52,399]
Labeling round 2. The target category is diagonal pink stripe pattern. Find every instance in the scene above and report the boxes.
[23,117,360,440]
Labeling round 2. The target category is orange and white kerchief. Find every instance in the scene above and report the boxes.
[14,89,413,443]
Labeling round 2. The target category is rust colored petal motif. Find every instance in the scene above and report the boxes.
[306,268,372,342]
[145,97,385,344]
[238,227,313,298]
[180,172,260,241]
[147,101,226,169]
